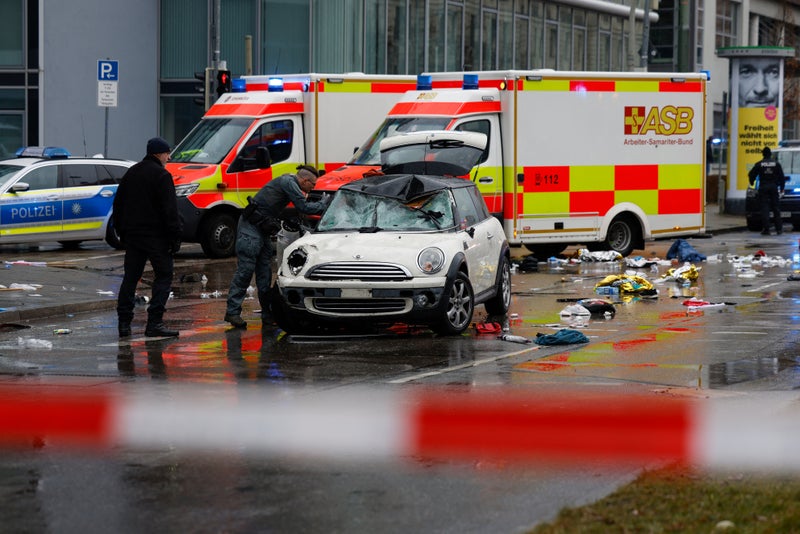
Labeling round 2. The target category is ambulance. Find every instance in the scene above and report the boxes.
[168,73,416,257]
[313,70,707,257]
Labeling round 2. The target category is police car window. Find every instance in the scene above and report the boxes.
[455,120,490,165]
[21,166,58,191]
[99,164,127,184]
[64,164,99,187]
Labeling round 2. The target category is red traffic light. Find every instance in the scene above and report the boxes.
[216,70,232,97]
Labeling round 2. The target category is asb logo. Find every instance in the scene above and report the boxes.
[624,106,694,135]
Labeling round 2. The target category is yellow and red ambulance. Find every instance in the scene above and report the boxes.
[168,73,416,257]
[314,70,707,257]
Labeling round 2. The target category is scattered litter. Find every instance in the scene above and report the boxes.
[517,255,539,273]
[201,290,223,299]
[576,298,616,316]
[96,289,115,296]
[4,260,47,267]
[53,329,71,335]
[559,304,590,317]
[9,283,42,291]
[179,273,205,282]
[579,249,622,262]
[534,329,589,345]
[246,285,255,299]
[497,333,532,344]
[595,273,657,296]
[666,239,706,262]
[201,274,208,289]
[135,295,149,305]
[661,263,700,284]
[17,337,52,349]
[475,322,502,335]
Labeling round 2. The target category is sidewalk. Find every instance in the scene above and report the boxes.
[0,205,747,324]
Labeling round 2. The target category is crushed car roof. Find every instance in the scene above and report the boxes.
[340,173,474,202]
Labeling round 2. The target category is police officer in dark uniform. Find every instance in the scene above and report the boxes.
[748,146,786,235]
[113,137,183,338]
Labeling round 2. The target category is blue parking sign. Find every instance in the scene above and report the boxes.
[98,60,119,81]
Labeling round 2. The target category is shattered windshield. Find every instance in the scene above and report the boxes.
[317,189,455,232]
[171,118,252,164]
[350,117,451,165]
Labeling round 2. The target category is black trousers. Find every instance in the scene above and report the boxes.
[758,185,782,233]
[117,237,174,325]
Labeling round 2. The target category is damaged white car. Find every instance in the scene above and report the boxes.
[272,131,511,335]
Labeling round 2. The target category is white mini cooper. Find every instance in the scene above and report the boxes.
[272,131,511,335]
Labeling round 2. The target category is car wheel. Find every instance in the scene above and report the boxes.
[484,256,511,316]
[105,219,123,250]
[200,213,237,258]
[433,271,474,335]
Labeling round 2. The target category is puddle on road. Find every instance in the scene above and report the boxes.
[708,356,800,387]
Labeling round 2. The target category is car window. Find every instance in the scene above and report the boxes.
[451,186,483,226]
[63,164,99,187]
[455,119,491,165]
[21,165,58,190]
[100,164,128,184]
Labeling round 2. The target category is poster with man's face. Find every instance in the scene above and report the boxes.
[731,55,783,190]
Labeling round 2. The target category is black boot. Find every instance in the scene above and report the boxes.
[118,322,131,337]
[145,322,179,337]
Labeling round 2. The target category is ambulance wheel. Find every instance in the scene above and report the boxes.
[484,256,511,316]
[524,244,566,258]
[200,213,237,258]
[433,271,474,335]
[604,214,639,257]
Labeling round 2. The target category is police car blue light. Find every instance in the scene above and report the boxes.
[15,146,72,159]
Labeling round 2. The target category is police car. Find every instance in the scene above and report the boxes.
[745,140,800,231]
[0,147,133,248]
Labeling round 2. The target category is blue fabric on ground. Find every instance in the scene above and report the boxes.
[534,329,589,345]
[666,239,706,263]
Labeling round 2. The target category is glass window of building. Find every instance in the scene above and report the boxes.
[514,2,531,69]
[573,9,587,70]
[598,14,611,70]
[531,1,544,68]
[365,0,387,73]
[585,11,598,70]
[221,0,256,76]
[498,0,513,69]
[161,0,207,79]
[463,0,480,70]
[386,0,408,74]
[650,0,676,68]
[0,0,23,66]
[545,4,558,69]
[446,1,465,70]
[715,0,739,48]
[558,6,572,70]
[428,0,446,71]
[481,5,499,69]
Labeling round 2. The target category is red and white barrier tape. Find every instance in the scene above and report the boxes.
[2,386,799,470]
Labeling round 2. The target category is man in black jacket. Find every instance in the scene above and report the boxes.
[748,146,786,236]
[113,137,183,337]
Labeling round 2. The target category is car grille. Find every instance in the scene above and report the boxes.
[310,298,409,314]
[307,262,412,281]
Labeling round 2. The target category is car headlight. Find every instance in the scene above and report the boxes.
[287,248,307,276]
[417,247,445,274]
[175,183,200,197]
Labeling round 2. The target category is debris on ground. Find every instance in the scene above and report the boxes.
[497,333,533,344]
[666,238,706,262]
[660,262,700,284]
[534,328,589,345]
[474,322,502,335]
[594,273,657,297]
[578,249,622,262]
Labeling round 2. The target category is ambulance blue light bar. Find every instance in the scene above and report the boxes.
[268,78,284,92]
[463,74,479,90]
[15,147,71,159]
[417,75,432,91]
[232,78,246,93]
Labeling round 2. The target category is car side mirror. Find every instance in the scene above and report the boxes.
[467,227,475,238]
[256,146,271,169]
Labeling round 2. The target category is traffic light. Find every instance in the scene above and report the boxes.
[216,70,232,97]
[194,69,211,110]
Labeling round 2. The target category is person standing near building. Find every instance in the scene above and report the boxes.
[114,137,183,338]
[224,165,328,329]
[748,145,786,236]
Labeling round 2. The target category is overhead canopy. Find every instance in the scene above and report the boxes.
[340,173,474,203]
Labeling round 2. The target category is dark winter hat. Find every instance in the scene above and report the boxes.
[146,137,171,155]
[762,146,772,157]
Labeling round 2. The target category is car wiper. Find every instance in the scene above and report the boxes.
[409,206,443,229]
[359,226,382,233]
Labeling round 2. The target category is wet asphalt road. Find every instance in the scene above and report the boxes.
[2,230,800,533]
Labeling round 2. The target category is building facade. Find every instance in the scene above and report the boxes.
[0,0,798,164]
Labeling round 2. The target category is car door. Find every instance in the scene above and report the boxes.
[451,185,499,295]
[60,162,116,240]
[0,163,62,242]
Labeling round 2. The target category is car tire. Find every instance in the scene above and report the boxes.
[433,271,474,335]
[524,243,566,259]
[599,214,639,257]
[200,213,237,258]
[484,256,511,316]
